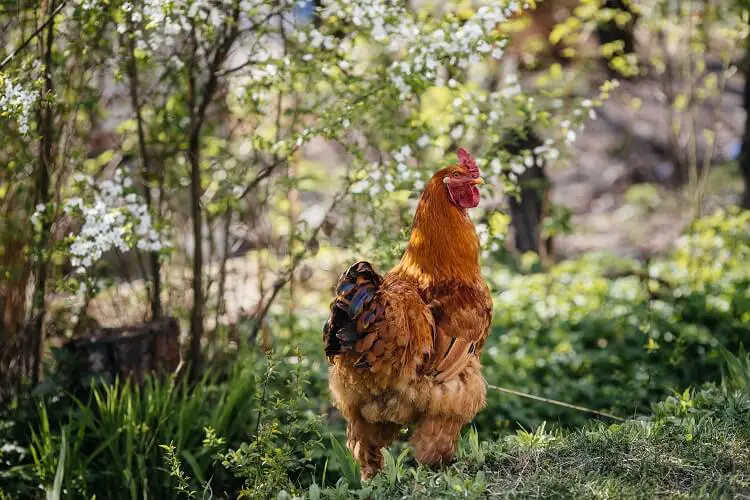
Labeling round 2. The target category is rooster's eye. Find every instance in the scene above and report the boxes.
[452,172,460,178]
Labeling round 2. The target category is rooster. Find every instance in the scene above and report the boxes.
[323,148,493,479]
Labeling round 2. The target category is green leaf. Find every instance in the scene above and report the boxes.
[47,430,66,500]
[382,448,397,486]
[329,434,360,488]
[308,483,320,500]
[180,449,205,484]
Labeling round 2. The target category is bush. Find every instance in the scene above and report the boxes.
[478,209,750,431]
[0,348,322,499]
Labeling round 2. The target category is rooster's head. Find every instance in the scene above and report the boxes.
[440,147,484,209]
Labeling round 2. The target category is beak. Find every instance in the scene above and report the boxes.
[470,177,484,186]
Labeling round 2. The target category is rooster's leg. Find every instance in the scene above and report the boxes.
[346,418,400,480]
[409,416,463,466]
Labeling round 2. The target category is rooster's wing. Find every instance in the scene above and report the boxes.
[324,262,433,382]
[425,280,492,383]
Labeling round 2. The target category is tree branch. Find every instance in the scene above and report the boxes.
[187,1,242,379]
[124,22,162,319]
[0,0,66,71]
[249,179,353,343]
[236,156,288,200]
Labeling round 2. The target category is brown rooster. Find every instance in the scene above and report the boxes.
[323,148,493,479]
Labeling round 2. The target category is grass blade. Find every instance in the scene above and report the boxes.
[47,430,66,500]
[329,434,360,488]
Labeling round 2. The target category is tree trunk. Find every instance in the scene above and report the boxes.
[213,207,233,345]
[502,127,553,260]
[287,161,300,335]
[29,0,57,385]
[188,136,203,379]
[596,0,638,77]
[740,31,750,209]
[126,30,162,319]
[185,5,241,377]
[509,168,549,256]
[597,0,637,53]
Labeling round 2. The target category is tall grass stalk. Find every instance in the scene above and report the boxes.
[28,354,263,498]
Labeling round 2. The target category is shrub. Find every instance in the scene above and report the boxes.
[0,348,321,499]
[478,209,750,431]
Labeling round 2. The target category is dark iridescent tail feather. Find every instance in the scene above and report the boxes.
[323,261,384,360]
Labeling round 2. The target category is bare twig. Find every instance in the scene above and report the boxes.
[0,0,67,71]
[236,156,288,200]
[188,0,243,379]
[487,384,625,422]
[249,180,354,343]
[216,56,266,77]
[602,269,674,290]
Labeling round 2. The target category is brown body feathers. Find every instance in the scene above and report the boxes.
[324,155,492,479]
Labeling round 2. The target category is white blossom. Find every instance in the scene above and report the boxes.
[31,204,45,225]
[64,169,167,274]
[565,129,577,144]
[450,124,465,140]
[0,78,38,135]
[351,179,368,194]
[304,0,516,99]
[488,158,500,174]
[513,160,527,174]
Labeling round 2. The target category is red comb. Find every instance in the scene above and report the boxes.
[457,147,479,176]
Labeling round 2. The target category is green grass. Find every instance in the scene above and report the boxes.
[4,357,750,500]
[314,384,750,499]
